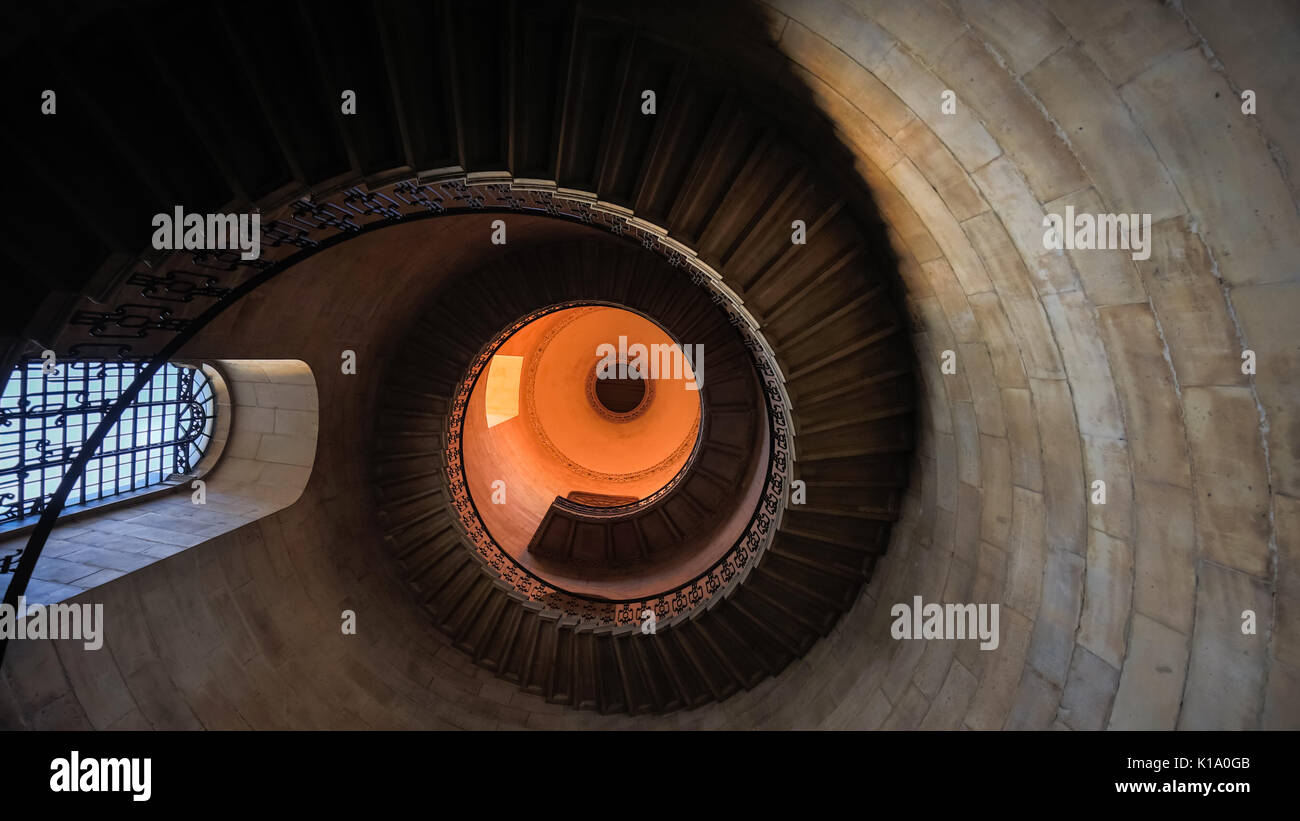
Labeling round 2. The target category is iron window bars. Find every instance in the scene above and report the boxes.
[0,360,214,527]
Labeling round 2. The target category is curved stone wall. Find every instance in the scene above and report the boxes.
[707,0,1297,730]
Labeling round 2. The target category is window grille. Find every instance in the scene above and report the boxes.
[0,360,215,525]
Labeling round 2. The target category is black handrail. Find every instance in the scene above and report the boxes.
[433,278,790,627]
[0,175,794,664]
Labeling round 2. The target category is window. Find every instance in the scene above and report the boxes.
[484,354,523,428]
[0,360,215,525]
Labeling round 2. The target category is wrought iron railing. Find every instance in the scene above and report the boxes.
[438,294,791,631]
[0,172,795,664]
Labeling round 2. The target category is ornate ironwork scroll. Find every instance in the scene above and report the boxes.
[2,170,795,661]
[439,283,792,630]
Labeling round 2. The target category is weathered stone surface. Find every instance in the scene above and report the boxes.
[769,0,895,70]
[894,118,988,221]
[1082,435,1133,540]
[919,658,979,729]
[953,0,1068,76]
[1000,387,1042,492]
[1002,296,1068,382]
[1077,528,1132,670]
[1109,613,1188,730]
[240,405,276,433]
[1041,188,1148,306]
[935,431,959,513]
[837,686,895,730]
[1278,494,1300,598]
[1183,0,1300,201]
[962,210,1034,300]
[789,61,905,172]
[1043,0,1197,85]
[1026,548,1085,687]
[868,162,944,263]
[968,292,1029,389]
[1005,486,1045,619]
[1179,563,1272,730]
[252,383,317,411]
[871,39,1002,170]
[964,605,1031,730]
[958,343,1006,436]
[1132,480,1197,636]
[1183,387,1271,577]
[895,242,933,298]
[953,401,981,487]
[971,157,1079,297]
[1042,290,1125,439]
[52,636,137,730]
[1059,647,1120,731]
[1026,50,1184,223]
[779,18,914,135]
[914,331,955,436]
[856,0,965,68]
[1029,378,1086,555]
[938,34,1088,202]
[1136,219,1249,388]
[912,295,955,355]
[957,540,1007,678]
[1005,667,1061,730]
[1123,48,1300,287]
[256,433,317,467]
[979,435,1012,548]
[924,259,981,341]
[890,159,994,294]
[954,482,981,567]
[1263,659,1300,730]
[1,637,73,717]
[1230,283,1300,498]
[1096,304,1191,489]
[1275,591,1300,669]
[913,634,957,700]
[881,683,932,730]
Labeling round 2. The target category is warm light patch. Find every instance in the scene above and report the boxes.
[484,355,523,428]
[462,306,703,569]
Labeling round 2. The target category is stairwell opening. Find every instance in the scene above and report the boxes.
[591,369,648,417]
[460,302,726,592]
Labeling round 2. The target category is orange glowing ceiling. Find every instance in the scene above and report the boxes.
[461,305,703,559]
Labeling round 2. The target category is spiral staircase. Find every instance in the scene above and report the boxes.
[372,234,908,712]
[0,0,914,717]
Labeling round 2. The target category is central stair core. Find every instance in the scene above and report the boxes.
[462,305,706,581]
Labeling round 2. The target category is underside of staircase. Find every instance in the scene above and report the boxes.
[1,0,915,716]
